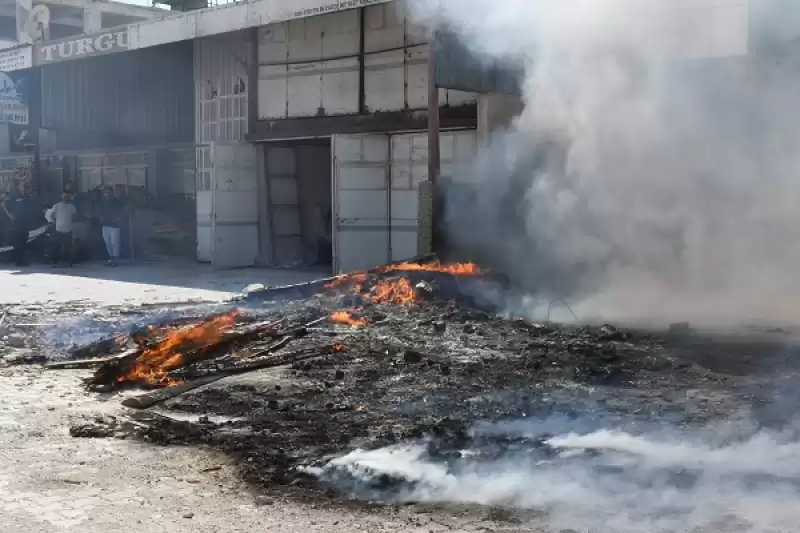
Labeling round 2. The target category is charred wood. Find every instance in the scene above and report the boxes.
[121,375,228,409]
[122,342,338,409]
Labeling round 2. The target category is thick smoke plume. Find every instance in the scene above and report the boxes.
[302,2,800,531]
[416,0,800,327]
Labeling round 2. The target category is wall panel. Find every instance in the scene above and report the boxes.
[41,41,194,150]
[257,0,477,120]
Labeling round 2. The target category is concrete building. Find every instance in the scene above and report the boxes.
[0,0,164,47]
[0,0,794,272]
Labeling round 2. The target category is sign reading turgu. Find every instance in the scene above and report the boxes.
[34,30,129,65]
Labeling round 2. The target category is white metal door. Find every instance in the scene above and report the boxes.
[196,145,212,262]
[210,142,259,269]
[332,134,391,274]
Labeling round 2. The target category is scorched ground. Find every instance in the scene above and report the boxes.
[18,260,800,523]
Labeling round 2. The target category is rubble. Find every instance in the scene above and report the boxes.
[3,350,45,365]
[14,258,767,508]
[4,333,27,348]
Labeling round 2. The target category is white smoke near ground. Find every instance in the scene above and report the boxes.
[412,0,800,327]
[304,3,800,531]
[310,421,800,533]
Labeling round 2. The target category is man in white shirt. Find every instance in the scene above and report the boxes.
[49,190,77,267]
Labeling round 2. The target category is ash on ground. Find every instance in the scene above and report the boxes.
[46,267,800,530]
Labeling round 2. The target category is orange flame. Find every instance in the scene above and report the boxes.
[381,261,484,276]
[325,262,482,291]
[116,311,241,387]
[365,278,417,305]
[329,311,369,327]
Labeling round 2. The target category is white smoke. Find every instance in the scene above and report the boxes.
[312,424,800,533]
[413,0,800,327]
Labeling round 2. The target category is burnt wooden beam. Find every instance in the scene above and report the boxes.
[45,350,136,370]
[246,104,477,142]
[121,375,226,409]
[122,339,336,410]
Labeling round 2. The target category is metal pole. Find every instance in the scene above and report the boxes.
[427,30,441,252]
[129,208,135,261]
[31,67,42,197]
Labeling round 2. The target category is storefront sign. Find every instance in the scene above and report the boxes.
[292,0,388,19]
[0,46,32,72]
[0,71,28,125]
[34,30,129,65]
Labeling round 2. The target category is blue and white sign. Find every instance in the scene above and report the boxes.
[0,71,28,125]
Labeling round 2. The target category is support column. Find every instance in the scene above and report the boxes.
[83,6,102,34]
[427,38,441,255]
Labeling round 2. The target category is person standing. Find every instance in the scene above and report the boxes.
[50,190,77,267]
[2,180,31,267]
[97,187,122,266]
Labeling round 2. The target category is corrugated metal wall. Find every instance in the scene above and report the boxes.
[41,41,194,150]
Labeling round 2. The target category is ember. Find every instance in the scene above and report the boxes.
[329,311,369,327]
[117,311,241,387]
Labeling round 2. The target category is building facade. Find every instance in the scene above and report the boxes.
[0,0,792,272]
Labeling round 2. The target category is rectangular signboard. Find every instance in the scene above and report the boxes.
[0,46,32,72]
[291,0,388,19]
[0,70,29,125]
[34,30,129,65]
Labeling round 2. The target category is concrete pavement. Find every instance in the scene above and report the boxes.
[0,261,328,305]
[0,366,522,532]
[0,263,525,533]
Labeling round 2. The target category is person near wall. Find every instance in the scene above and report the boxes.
[49,190,77,268]
[2,180,32,267]
[63,181,91,261]
[97,187,123,266]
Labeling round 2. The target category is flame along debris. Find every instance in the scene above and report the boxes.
[325,261,484,289]
[325,261,484,305]
[111,262,483,388]
[329,311,370,327]
[116,311,241,387]
[382,260,484,276]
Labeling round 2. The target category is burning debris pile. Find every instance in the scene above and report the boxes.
[55,258,739,503]
[70,260,494,393]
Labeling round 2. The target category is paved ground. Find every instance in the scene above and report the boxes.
[2,366,519,533]
[0,263,522,533]
[0,261,329,305]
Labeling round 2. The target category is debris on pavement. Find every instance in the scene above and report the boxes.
[8,257,786,516]
[41,259,717,492]
[4,333,27,349]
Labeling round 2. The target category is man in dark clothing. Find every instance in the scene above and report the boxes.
[2,180,31,267]
[97,187,123,266]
